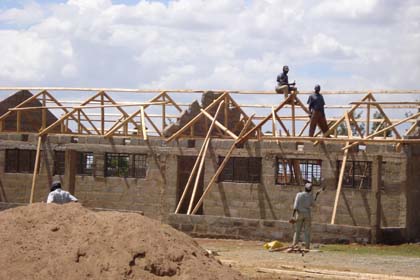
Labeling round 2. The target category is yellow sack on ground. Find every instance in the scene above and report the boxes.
[263,240,283,250]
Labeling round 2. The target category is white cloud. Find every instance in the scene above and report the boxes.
[311,33,355,59]
[0,2,45,26]
[0,0,418,94]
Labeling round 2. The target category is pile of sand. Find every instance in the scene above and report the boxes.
[0,203,243,280]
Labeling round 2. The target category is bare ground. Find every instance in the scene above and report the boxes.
[196,238,420,280]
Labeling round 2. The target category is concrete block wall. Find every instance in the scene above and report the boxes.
[0,134,416,241]
[168,214,371,244]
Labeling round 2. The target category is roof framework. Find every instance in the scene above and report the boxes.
[1,88,419,219]
[0,88,418,143]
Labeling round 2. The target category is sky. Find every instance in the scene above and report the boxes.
[0,0,419,94]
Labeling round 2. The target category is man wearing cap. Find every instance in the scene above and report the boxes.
[275,65,298,99]
[307,84,329,137]
[291,183,322,249]
[46,181,78,204]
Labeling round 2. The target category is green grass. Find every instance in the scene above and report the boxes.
[321,244,420,258]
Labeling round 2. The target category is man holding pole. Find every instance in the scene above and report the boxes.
[290,183,323,250]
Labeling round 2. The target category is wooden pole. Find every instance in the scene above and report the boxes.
[236,94,294,145]
[174,137,209,214]
[166,92,229,142]
[16,111,21,132]
[174,101,224,214]
[371,155,382,244]
[191,115,254,214]
[187,138,210,215]
[200,109,238,140]
[271,106,277,136]
[29,136,42,204]
[101,92,105,134]
[291,93,296,136]
[366,102,371,137]
[162,93,166,130]
[140,106,147,140]
[331,141,349,224]
[342,112,420,150]
[41,92,47,130]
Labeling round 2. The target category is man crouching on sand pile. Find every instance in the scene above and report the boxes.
[290,183,323,250]
[47,181,78,204]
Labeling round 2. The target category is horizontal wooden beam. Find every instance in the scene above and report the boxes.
[1,87,420,94]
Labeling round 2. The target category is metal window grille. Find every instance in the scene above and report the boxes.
[5,149,37,173]
[218,157,261,183]
[276,159,322,186]
[105,153,147,178]
[337,160,372,189]
[78,152,94,175]
[132,154,147,178]
[53,151,65,175]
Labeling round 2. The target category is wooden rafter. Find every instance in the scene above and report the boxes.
[191,115,255,215]
[175,101,225,214]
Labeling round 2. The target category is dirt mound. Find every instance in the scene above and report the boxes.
[0,203,244,280]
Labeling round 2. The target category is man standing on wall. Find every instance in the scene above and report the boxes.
[47,181,78,204]
[275,65,298,99]
[291,183,322,250]
[307,84,329,137]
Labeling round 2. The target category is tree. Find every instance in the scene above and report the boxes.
[336,111,365,136]
[371,111,392,137]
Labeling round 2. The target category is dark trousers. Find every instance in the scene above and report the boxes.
[309,110,328,137]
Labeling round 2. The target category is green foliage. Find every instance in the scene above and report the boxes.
[336,111,365,136]
[371,111,392,137]
[322,244,420,258]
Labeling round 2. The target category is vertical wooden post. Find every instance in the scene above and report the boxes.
[331,142,349,224]
[271,106,277,137]
[101,93,105,135]
[29,136,42,203]
[77,109,81,134]
[224,95,229,129]
[291,93,296,136]
[162,94,166,130]
[16,111,21,132]
[371,155,382,244]
[64,150,78,195]
[41,93,47,130]
[140,106,147,140]
[366,102,371,137]
[191,115,254,215]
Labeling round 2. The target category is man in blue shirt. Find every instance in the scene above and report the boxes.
[307,84,329,137]
[275,65,297,99]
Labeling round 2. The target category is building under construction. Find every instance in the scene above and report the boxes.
[0,87,419,244]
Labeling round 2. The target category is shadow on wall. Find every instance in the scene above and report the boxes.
[0,179,7,202]
[257,184,277,220]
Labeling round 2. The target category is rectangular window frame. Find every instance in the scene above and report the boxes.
[5,149,38,173]
[53,150,65,175]
[105,153,147,178]
[218,157,261,183]
[77,152,94,175]
[276,158,322,186]
[337,160,372,189]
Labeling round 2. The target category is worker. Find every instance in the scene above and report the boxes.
[291,183,322,250]
[307,84,329,137]
[275,65,298,99]
[47,181,78,204]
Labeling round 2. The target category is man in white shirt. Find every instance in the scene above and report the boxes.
[291,183,322,249]
[47,181,78,204]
